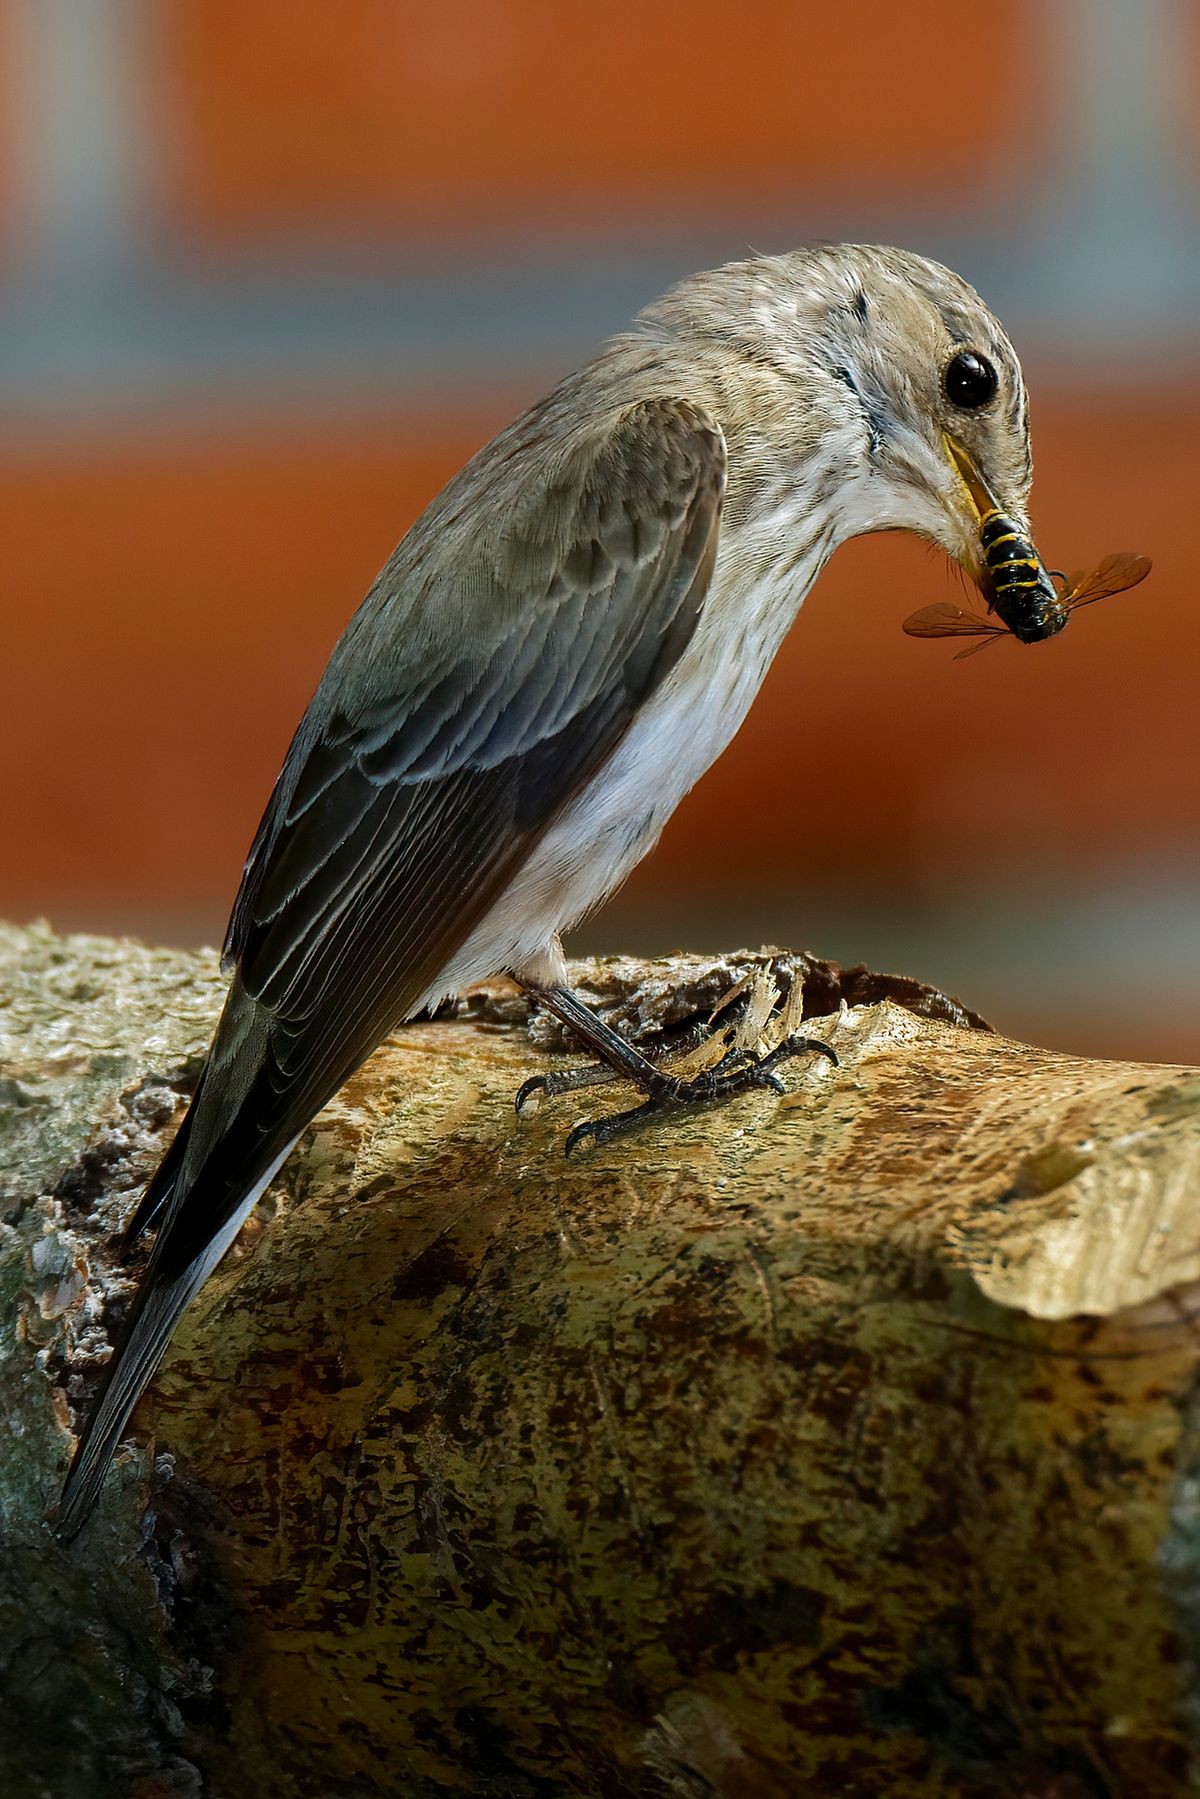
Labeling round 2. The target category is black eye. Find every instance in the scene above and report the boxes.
[944,350,998,409]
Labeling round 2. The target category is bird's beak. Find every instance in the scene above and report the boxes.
[943,433,998,543]
[941,433,1066,642]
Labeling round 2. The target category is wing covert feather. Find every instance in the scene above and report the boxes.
[212,395,724,1123]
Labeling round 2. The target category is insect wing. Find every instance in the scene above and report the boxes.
[953,633,1006,660]
[905,552,1150,657]
[1062,552,1151,611]
[901,601,999,640]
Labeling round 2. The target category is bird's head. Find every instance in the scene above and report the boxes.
[646,245,1065,643]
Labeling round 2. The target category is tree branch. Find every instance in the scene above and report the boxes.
[2,921,1198,1797]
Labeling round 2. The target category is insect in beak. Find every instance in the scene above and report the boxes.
[903,551,1152,659]
[940,434,1069,644]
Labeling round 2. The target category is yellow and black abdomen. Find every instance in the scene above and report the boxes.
[981,511,1068,644]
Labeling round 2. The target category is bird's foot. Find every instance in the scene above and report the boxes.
[514,1018,710,1115]
[514,976,837,1156]
[558,1033,837,1157]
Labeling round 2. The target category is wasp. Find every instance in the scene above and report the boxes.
[903,551,1151,660]
[976,509,1068,642]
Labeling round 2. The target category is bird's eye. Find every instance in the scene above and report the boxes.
[944,350,998,410]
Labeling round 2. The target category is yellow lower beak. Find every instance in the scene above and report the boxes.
[943,433,999,525]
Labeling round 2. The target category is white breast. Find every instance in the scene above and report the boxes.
[422,510,834,1008]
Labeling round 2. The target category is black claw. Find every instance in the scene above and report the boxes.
[565,1099,659,1157]
[564,1121,595,1158]
[517,1056,622,1114]
[757,1034,839,1077]
[515,1075,548,1115]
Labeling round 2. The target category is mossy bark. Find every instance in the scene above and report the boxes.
[2,921,1200,1798]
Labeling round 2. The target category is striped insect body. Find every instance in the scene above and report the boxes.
[902,552,1151,660]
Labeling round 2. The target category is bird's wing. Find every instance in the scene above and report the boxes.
[128,393,726,1267]
[57,397,725,1537]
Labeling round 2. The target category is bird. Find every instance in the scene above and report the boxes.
[57,242,1055,1536]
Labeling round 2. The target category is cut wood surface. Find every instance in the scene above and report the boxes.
[2,920,1200,1798]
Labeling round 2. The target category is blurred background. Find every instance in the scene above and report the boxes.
[2,0,1198,1060]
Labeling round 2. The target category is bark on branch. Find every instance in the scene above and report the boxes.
[2,920,1199,1798]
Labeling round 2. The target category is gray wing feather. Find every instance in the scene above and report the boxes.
[58,395,725,1535]
[223,395,725,1028]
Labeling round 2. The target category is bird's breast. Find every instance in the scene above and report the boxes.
[423,527,828,1004]
[529,534,824,888]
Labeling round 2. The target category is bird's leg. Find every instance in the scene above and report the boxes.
[516,983,836,1157]
[513,1013,714,1108]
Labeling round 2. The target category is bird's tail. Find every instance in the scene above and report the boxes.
[117,1079,201,1254]
[54,1251,216,1538]
[54,1149,287,1539]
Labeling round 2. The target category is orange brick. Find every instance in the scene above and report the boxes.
[161,0,1044,238]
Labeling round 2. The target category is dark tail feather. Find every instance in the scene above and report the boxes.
[119,1070,209,1254]
[56,1113,298,1537]
[119,1117,189,1254]
[57,979,324,1534]
[54,1250,214,1539]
